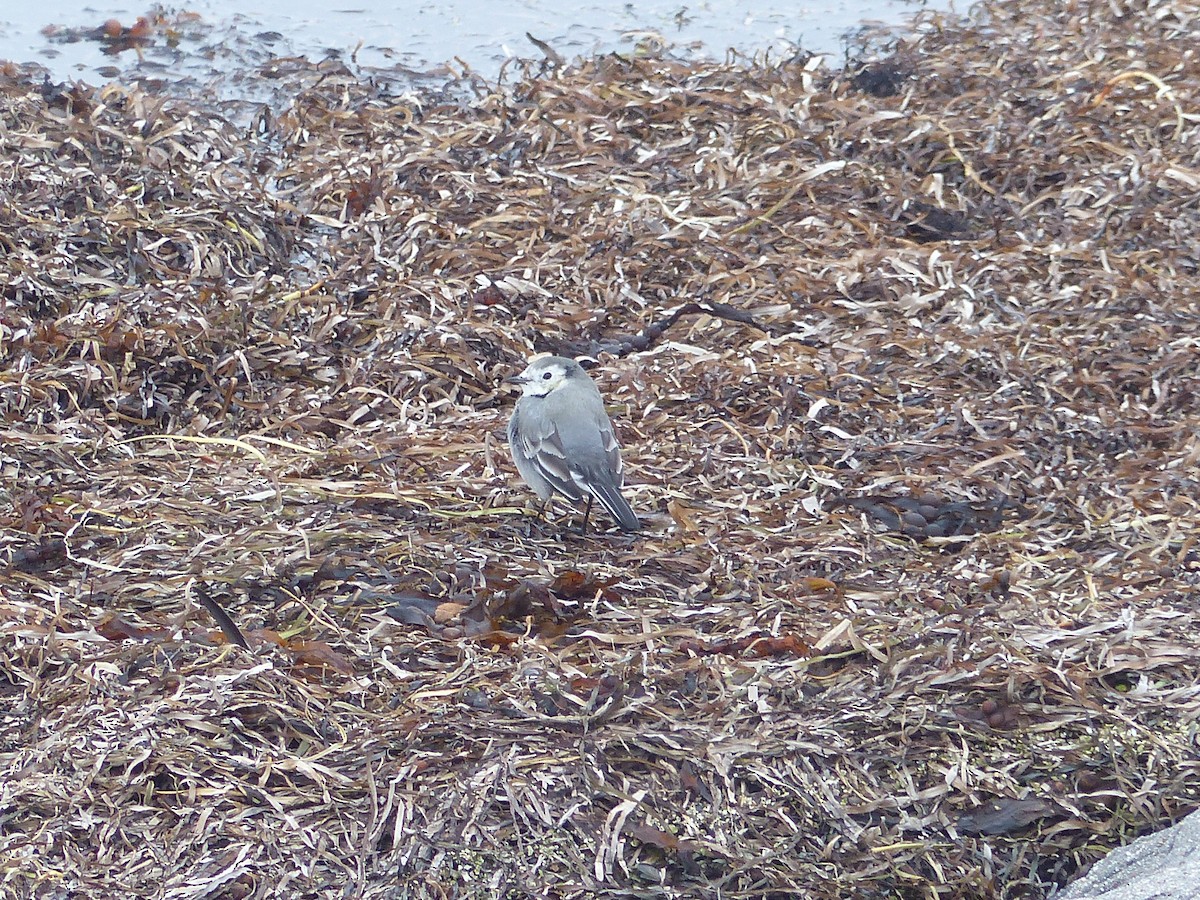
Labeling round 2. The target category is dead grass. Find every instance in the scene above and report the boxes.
[2,0,1200,897]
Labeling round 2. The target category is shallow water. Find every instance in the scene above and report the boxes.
[1,0,942,87]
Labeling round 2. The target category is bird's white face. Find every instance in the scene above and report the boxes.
[513,359,571,397]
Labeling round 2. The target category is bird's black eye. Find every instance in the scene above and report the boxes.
[542,371,553,380]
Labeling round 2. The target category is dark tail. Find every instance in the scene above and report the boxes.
[591,482,641,532]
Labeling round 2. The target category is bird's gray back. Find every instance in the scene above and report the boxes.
[552,390,624,483]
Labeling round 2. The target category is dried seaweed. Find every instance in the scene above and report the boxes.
[3,0,1200,897]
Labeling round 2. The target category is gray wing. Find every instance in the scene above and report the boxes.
[593,415,624,488]
[543,395,625,493]
[566,411,639,531]
[509,401,587,502]
[543,398,640,531]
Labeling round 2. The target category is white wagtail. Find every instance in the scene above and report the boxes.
[505,356,641,534]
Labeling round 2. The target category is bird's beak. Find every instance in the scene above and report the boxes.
[504,374,528,385]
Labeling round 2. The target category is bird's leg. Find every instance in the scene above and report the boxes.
[580,495,593,536]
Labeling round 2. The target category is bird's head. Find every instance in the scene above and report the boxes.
[505,356,582,398]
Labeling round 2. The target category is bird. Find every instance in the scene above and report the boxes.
[505,355,641,534]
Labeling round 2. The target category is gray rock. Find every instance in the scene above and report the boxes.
[1055,810,1200,900]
